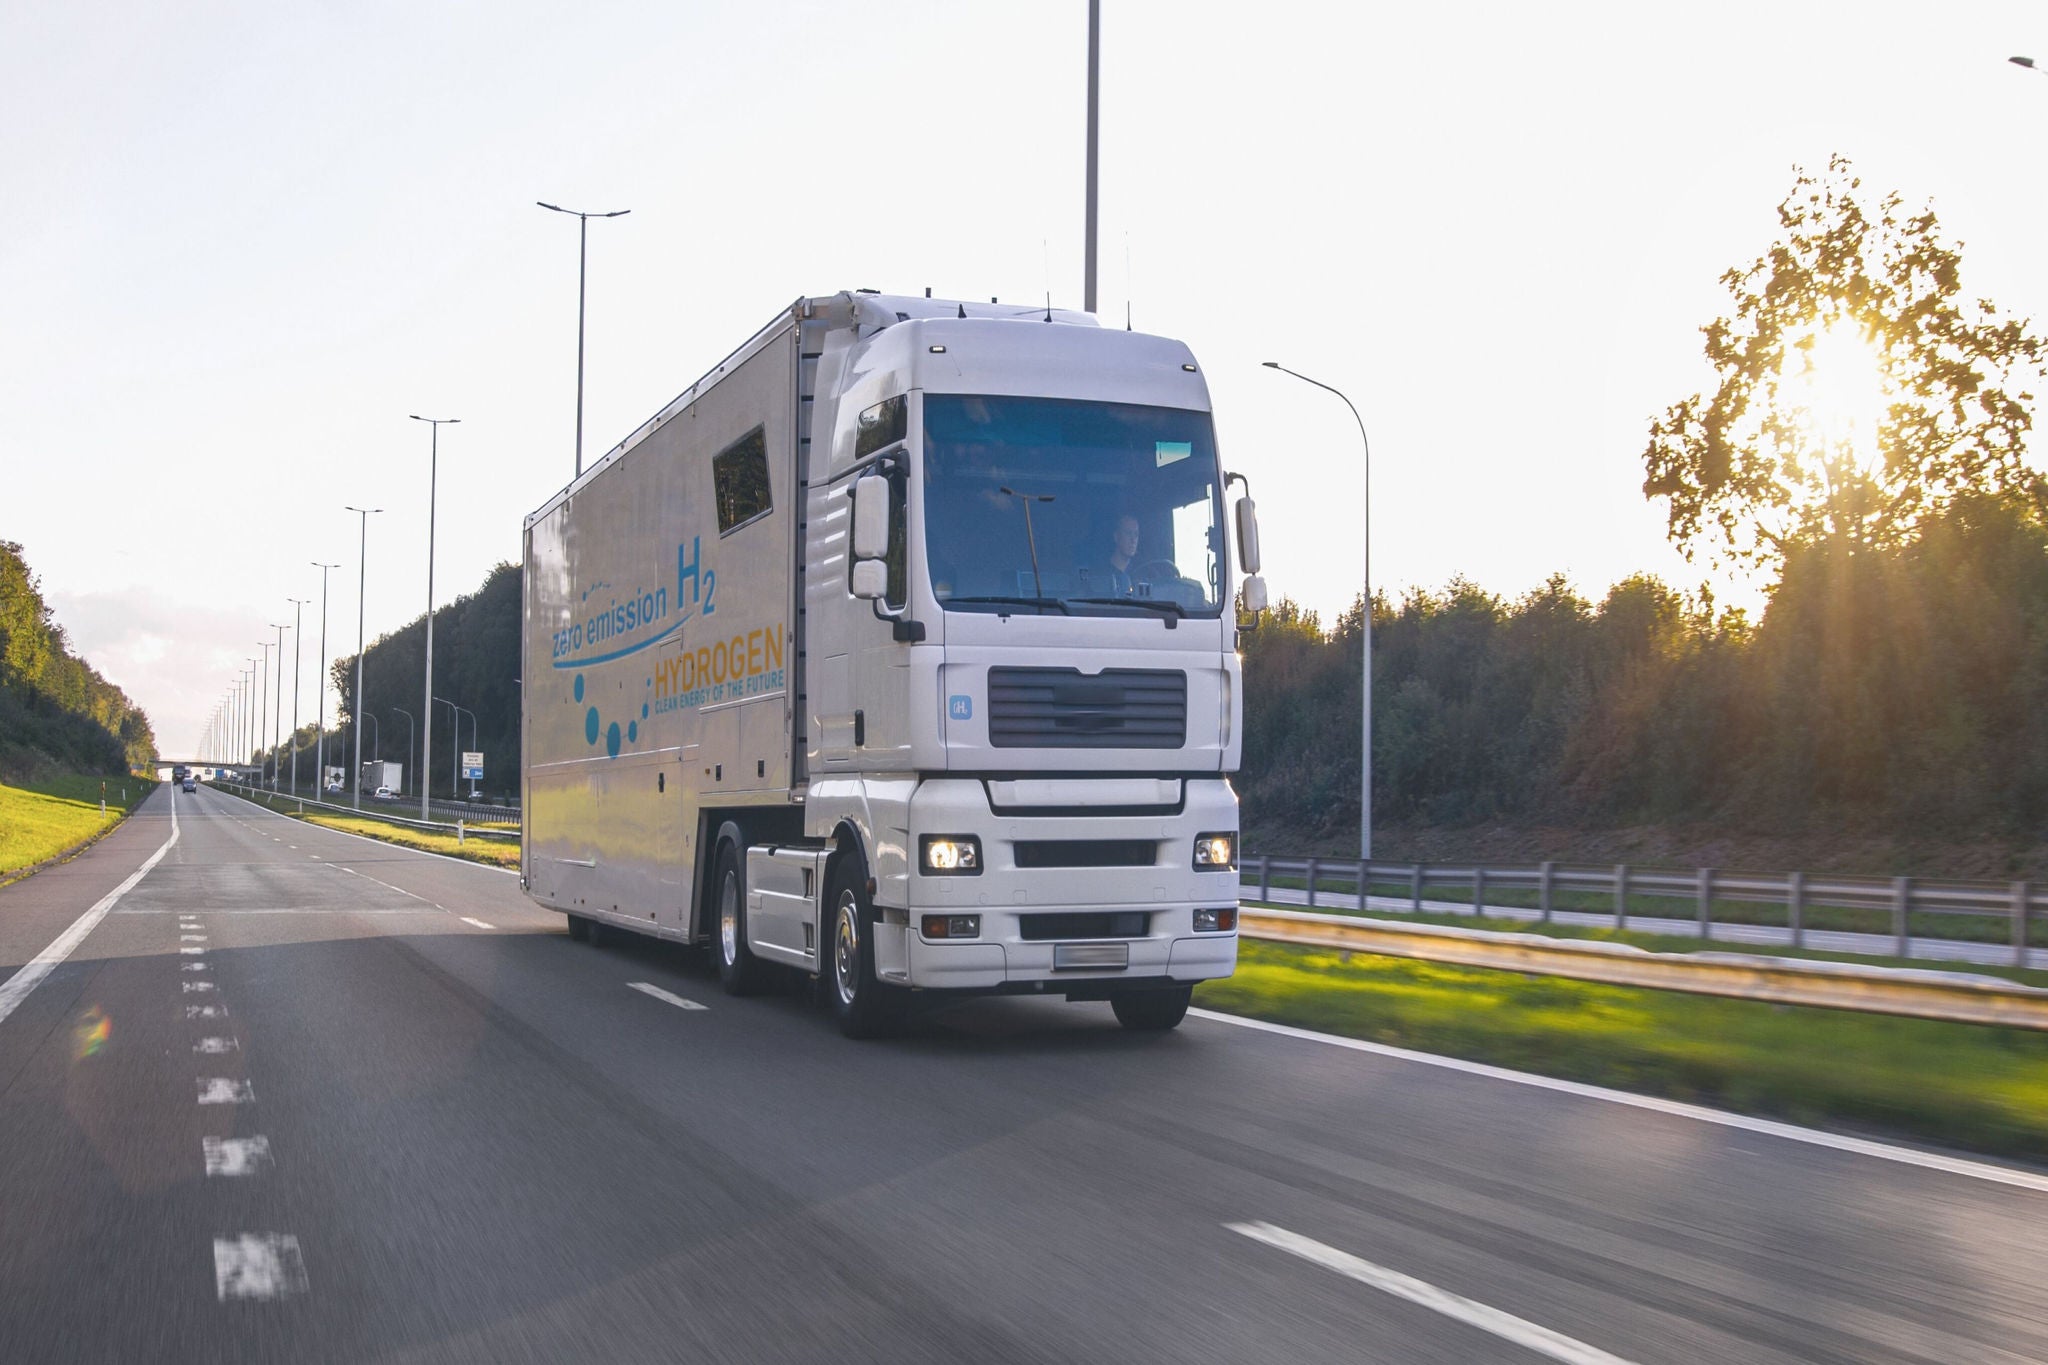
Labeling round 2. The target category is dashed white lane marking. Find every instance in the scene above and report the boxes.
[1228,1222,1637,1365]
[195,1037,238,1053]
[180,947,205,956]
[626,981,707,1011]
[335,866,427,902]
[181,961,208,972]
[183,981,216,993]
[198,1079,255,1105]
[181,934,207,941]
[459,917,495,930]
[203,1136,272,1177]
[186,1004,227,1020]
[1191,1010,2048,1196]
[213,1235,307,1301]
[0,796,180,1028]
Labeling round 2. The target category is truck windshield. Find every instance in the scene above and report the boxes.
[921,395,1226,616]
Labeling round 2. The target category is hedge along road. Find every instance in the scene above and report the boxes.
[0,781,2043,1362]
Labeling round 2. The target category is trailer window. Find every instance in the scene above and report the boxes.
[713,427,773,533]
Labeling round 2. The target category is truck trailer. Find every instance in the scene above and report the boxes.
[521,291,1267,1035]
[358,760,403,796]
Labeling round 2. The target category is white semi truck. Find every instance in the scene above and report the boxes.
[521,291,1266,1035]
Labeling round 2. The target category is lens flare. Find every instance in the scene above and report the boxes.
[73,1006,111,1060]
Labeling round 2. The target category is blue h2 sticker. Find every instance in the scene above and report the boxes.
[948,695,972,721]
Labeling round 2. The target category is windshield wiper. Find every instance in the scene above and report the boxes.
[946,595,1072,614]
[1066,596,1186,617]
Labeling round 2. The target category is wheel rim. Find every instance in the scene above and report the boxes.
[719,870,739,966]
[833,890,861,1007]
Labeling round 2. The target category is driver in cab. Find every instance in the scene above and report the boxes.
[1105,513,1140,596]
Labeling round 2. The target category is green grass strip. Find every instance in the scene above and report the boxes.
[0,775,155,878]
[220,788,518,869]
[1195,939,2048,1161]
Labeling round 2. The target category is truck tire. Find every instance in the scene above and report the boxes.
[827,857,893,1039]
[1110,985,1192,1031]
[714,841,769,996]
[565,913,591,942]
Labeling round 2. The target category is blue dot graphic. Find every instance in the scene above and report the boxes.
[585,707,600,745]
[627,721,638,742]
[606,721,622,758]
[641,702,649,720]
[574,674,585,702]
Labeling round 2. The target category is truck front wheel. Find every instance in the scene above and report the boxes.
[827,860,893,1039]
[1110,985,1193,1031]
[715,842,769,996]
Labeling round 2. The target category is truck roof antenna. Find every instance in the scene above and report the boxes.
[957,303,966,318]
[1045,291,1053,322]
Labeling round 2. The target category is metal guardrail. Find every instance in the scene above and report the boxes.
[1240,907,2048,1031]
[1243,855,2042,966]
[215,783,517,842]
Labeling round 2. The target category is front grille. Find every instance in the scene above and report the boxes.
[986,667,1186,749]
[1014,840,1158,869]
[1017,911,1151,941]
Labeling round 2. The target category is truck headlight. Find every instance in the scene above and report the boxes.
[1193,833,1236,870]
[1193,907,1237,932]
[920,835,982,875]
[921,914,982,938]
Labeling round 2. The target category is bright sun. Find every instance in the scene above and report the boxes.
[1779,317,1889,474]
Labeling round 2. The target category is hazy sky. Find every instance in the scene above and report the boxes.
[7,1,2048,757]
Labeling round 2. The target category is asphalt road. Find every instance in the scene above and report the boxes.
[2,783,2046,1363]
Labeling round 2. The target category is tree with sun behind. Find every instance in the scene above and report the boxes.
[1644,154,2046,573]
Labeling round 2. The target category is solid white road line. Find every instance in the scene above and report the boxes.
[198,1079,255,1105]
[1190,1009,2048,1196]
[213,1234,306,1301]
[1229,1221,1636,1365]
[459,917,495,930]
[0,796,180,1028]
[627,981,707,1011]
[203,1136,272,1177]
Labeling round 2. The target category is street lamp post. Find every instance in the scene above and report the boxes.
[537,201,630,478]
[268,623,288,788]
[1083,0,1099,313]
[1262,360,1373,860]
[433,697,475,799]
[256,641,273,787]
[346,505,383,810]
[287,598,308,795]
[243,663,256,769]
[362,713,379,762]
[312,561,339,793]
[410,415,458,821]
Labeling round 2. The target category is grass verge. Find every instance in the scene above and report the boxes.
[1243,900,2048,989]
[0,774,155,880]
[1194,939,2048,1162]
[221,788,517,869]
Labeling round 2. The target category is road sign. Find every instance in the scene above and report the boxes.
[461,751,484,781]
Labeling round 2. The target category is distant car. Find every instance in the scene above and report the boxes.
[324,782,344,794]
[181,778,196,793]
[373,785,396,799]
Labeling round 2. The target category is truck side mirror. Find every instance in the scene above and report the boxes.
[852,474,891,561]
[1241,575,1269,615]
[1234,497,1262,575]
[850,559,888,600]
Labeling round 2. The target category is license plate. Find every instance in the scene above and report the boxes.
[1053,942,1130,971]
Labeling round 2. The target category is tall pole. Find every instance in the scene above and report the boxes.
[243,663,256,770]
[347,505,383,811]
[1084,0,1100,314]
[435,697,457,799]
[287,598,308,795]
[392,708,412,794]
[313,561,338,793]
[257,642,272,787]
[537,202,630,478]
[411,416,457,820]
[269,624,287,788]
[1262,361,1372,859]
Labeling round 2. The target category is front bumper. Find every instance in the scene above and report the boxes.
[886,778,1241,992]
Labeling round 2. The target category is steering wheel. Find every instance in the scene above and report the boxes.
[1132,559,1183,585]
